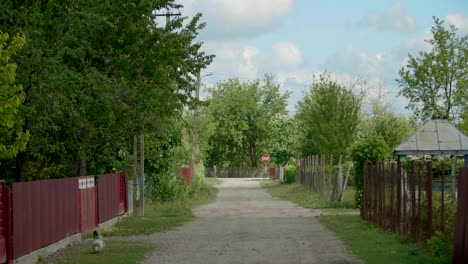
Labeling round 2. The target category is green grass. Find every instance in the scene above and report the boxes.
[46,240,151,264]
[103,181,219,236]
[261,180,356,210]
[318,215,452,264]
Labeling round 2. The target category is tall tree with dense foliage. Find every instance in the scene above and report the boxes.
[0,33,28,159]
[267,114,299,165]
[296,73,362,158]
[0,1,213,182]
[203,75,289,167]
[397,17,467,122]
[351,101,414,207]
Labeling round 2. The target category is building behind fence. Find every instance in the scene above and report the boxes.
[0,172,128,263]
[296,155,351,203]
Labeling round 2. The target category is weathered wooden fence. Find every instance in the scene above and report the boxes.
[296,155,351,202]
[361,160,458,243]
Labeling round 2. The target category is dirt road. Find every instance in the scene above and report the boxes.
[142,178,361,264]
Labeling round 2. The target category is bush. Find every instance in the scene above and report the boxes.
[426,232,449,257]
[284,165,296,183]
[350,135,391,207]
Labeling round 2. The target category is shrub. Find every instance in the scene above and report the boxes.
[284,165,296,183]
[350,135,391,207]
[426,232,449,257]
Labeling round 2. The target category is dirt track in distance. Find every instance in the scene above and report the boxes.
[141,178,362,264]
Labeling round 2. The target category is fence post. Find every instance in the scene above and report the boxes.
[441,162,445,232]
[454,168,468,264]
[390,162,395,231]
[396,160,402,233]
[427,161,433,238]
[410,161,416,240]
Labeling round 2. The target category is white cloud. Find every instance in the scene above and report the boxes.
[238,47,260,79]
[272,42,303,69]
[181,0,293,40]
[446,13,468,33]
[360,1,416,33]
[201,42,260,80]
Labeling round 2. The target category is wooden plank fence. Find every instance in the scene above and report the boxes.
[454,168,468,264]
[361,160,459,243]
[296,155,352,203]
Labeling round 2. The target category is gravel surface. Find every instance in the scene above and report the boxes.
[141,178,362,264]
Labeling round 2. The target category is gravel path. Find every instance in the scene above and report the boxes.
[141,178,362,264]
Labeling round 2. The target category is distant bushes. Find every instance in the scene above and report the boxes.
[284,165,296,183]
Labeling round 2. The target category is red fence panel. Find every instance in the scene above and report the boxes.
[178,167,194,185]
[12,178,79,259]
[98,173,125,223]
[78,177,97,233]
[0,182,6,263]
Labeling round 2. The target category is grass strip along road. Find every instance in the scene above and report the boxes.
[262,180,452,264]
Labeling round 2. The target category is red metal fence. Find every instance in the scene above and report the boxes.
[12,178,80,259]
[78,176,97,233]
[454,168,468,264]
[0,172,127,262]
[97,172,126,223]
[0,182,7,263]
[361,160,458,243]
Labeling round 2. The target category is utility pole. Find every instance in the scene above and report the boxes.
[192,71,201,168]
[155,7,181,27]
[140,133,145,216]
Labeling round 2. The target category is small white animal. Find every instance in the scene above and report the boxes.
[92,230,105,253]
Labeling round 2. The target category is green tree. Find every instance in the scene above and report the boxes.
[350,101,414,207]
[358,101,414,150]
[397,17,467,122]
[296,73,362,158]
[204,75,289,167]
[267,114,299,165]
[350,135,391,207]
[0,1,213,181]
[0,33,28,159]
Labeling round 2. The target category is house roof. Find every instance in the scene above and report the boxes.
[394,119,468,156]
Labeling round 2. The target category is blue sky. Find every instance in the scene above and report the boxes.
[180,0,468,115]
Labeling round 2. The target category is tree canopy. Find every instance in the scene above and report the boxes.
[296,73,362,159]
[397,17,467,123]
[0,0,213,182]
[202,75,289,167]
[0,33,28,160]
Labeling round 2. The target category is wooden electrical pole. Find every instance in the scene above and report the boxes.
[192,71,201,168]
[140,133,145,216]
[155,8,181,27]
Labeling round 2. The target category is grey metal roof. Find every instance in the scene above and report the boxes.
[394,119,468,156]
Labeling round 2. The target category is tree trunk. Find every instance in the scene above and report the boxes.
[15,151,29,182]
[15,120,30,182]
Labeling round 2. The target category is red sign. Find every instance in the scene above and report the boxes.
[261,154,270,163]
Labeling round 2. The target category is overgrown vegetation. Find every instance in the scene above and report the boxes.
[262,180,356,209]
[105,176,219,236]
[318,215,452,264]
